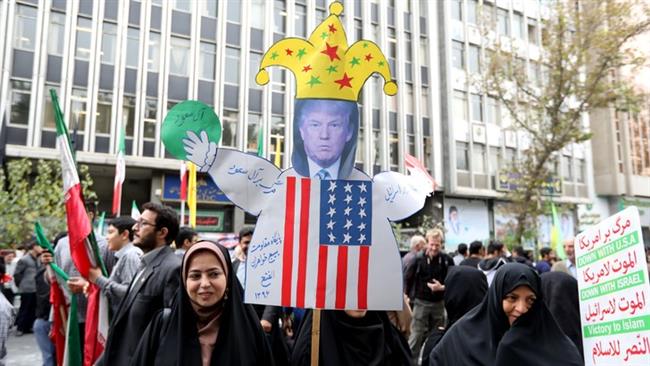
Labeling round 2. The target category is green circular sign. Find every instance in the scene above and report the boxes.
[162,100,221,160]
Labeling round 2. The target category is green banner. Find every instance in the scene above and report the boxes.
[580,270,645,301]
[583,314,650,338]
[576,232,639,268]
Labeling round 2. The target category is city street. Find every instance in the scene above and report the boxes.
[4,330,42,366]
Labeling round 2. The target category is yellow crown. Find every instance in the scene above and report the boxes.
[255,1,397,101]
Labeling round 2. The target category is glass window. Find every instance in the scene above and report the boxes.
[513,12,524,39]
[75,17,92,60]
[225,47,240,84]
[562,155,573,180]
[489,146,501,175]
[173,0,190,12]
[14,5,38,50]
[122,96,135,137]
[247,113,261,152]
[70,89,87,131]
[468,44,480,73]
[227,0,241,23]
[10,81,31,125]
[42,86,59,129]
[389,136,399,169]
[528,18,539,45]
[456,142,469,170]
[126,27,140,68]
[467,0,478,24]
[473,144,486,173]
[487,97,500,125]
[95,92,112,134]
[453,91,468,121]
[249,52,263,89]
[169,36,190,76]
[470,94,483,122]
[48,12,66,56]
[497,9,509,36]
[576,159,585,183]
[482,3,494,27]
[274,0,286,34]
[452,41,464,69]
[199,42,216,80]
[251,0,265,29]
[143,98,157,139]
[295,4,307,37]
[505,147,516,163]
[148,32,161,71]
[101,23,118,64]
[201,0,217,18]
[271,115,285,166]
[221,110,238,147]
[451,0,462,21]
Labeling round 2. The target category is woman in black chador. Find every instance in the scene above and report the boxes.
[131,241,273,366]
[430,263,583,366]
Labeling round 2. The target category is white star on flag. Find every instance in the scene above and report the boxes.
[344,219,352,230]
[344,183,352,192]
[326,220,335,230]
[328,194,336,204]
[344,194,352,204]
[343,233,351,243]
[328,232,336,243]
[359,208,366,218]
[359,197,366,206]
[328,181,337,192]
[359,233,366,242]
[327,207,336,217]
[359,183,367,192]
[344,207,352,216]
[358,222,366,231]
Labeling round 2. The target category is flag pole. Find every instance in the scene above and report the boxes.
[310,309,321,366]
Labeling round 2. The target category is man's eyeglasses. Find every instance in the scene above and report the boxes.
[134,219,156,228]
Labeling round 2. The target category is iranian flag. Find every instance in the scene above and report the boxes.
[51,90,108,366]
[112,128,126,216]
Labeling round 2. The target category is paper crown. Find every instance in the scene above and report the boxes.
[255,1,397,101]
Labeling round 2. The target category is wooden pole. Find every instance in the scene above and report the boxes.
[310,309,321,366]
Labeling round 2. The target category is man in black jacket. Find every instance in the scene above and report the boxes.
[404,228,454,362]
[98,202,181,365]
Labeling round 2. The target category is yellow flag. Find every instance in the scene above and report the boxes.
[274,139,282,168]
[187,162,197,228]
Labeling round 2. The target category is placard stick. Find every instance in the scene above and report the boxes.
[310,309,321,366]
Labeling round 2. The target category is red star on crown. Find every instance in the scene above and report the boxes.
[328,24,337,33]
[364,53,373,62]
[302,65,312,72]
[320,42,340,62]
[285,48,293,56]
[334,73,353,89]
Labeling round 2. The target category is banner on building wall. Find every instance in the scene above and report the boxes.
[496,171,562,196]
[578,199,611,232]
[163,173,230,203]
[443,198,490,252]
[575,207,650,366]
[620,197,650,227]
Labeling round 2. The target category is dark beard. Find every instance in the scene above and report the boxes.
[135,232,158,253]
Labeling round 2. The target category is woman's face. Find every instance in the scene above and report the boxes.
[186,251,227,309]
[502,285,536,325]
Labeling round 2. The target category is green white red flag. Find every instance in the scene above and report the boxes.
[112,128,126,215]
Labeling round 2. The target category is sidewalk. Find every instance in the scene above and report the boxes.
[4,329,42,366]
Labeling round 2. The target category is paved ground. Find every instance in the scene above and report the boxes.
[4,329,42,366]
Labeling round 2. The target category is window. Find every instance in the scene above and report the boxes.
[453,91,468,121]
[513,12,524,39]
[169,37,190,76]
[562,155,573,180]
[48,12,66,56]
[456,142,469,170]
[148,32,161,71]
[101,23,118,64]
[42,86,59,130]
[173,0,191,12]
[505,147,516,163]
[221,110,238,147]
[225,47,240,84]
[143,98,157,139]
[199,42,216,80]
[467,0,478,25]
[497,9,509,36]
[70,89,87,131]
[270,116,285,167]
[75,18,92,60]
[451,0,462,21]
[487,97,500,125]
[14,5,38,50]
[473,144,486,173]
[527,18,539,45]
[247,113,261,153]
[10,80,31,125]
[489,147,501,176]
[249,52,263,89]
[227,0,241,23]
[452,41,465,69]
[482,3,494,27]
[122,96,136,138]
[95,92,112,134]
[295,3,307,37]
[126,28,140,68]
[576,159,585,183]
[468,44,480,73]
[201,0,217,18]
[251,0,265,29]
[470,94,483,122]
[528,61,540,85]
[274,0,286,34]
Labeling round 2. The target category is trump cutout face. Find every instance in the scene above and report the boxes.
[298,101,353,169]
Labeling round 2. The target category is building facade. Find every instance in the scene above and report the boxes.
[0,0,443,239]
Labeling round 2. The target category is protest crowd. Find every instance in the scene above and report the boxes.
[2,205,646,365]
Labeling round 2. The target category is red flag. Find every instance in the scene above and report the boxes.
[84,284,108,366]
[180,161,188,200]
[50,281,68,366]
